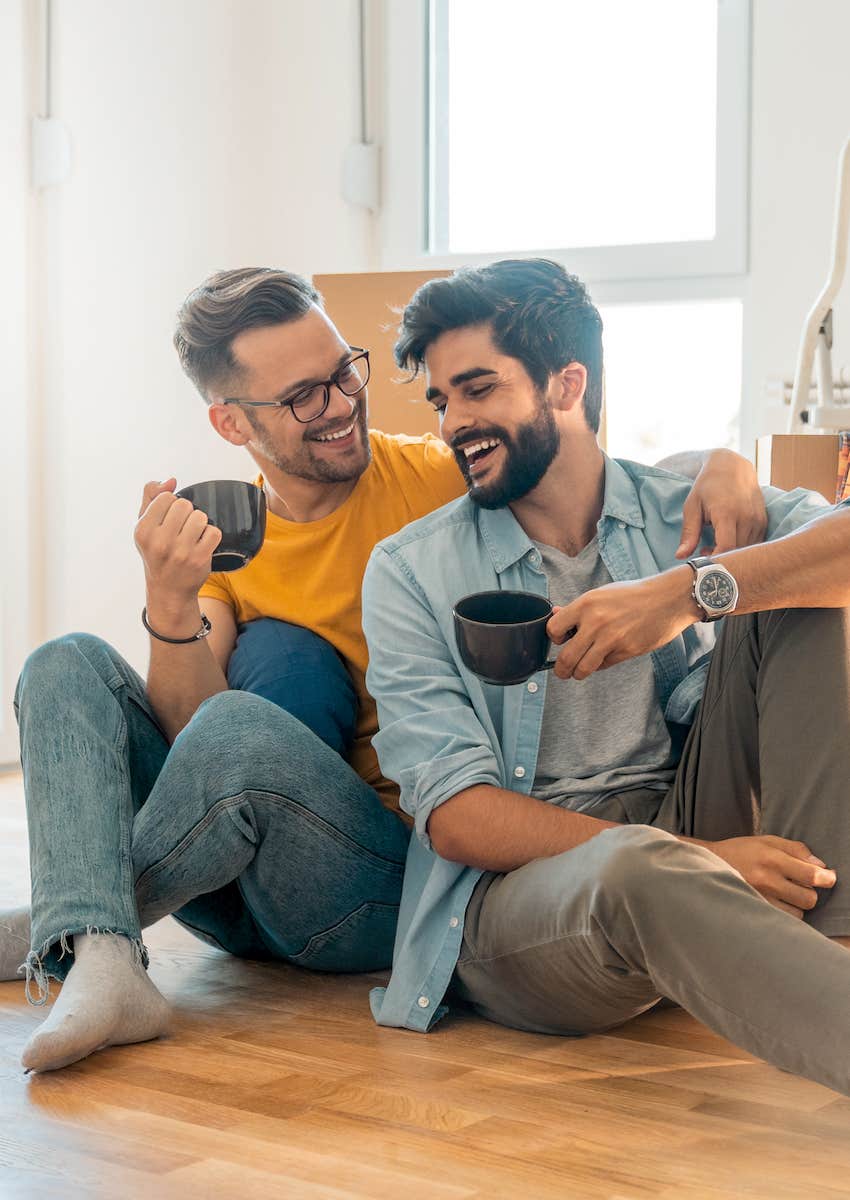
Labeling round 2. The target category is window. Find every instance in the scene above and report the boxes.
[433,0,719,255]
[379,2,750,459]
[429,0,748,277]
[380,0,750,280]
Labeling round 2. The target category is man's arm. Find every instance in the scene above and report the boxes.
[135,478,236,742]
[548,502,850,681]
[144,595,236,741]
[427,783,618,869]
[426,782,834,920]
[655,447,768,557]
[363,542,505,841]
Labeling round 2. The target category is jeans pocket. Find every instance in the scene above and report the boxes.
[289,901,399,973]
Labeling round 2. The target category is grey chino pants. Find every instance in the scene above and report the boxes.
[454,607,850,1094]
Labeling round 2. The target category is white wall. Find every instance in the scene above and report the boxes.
[0,1,35,761]
[39,0,371,671]
[744,0,850,453]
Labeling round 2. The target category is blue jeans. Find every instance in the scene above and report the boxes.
[227,618,358,757]
[13,630,409,999]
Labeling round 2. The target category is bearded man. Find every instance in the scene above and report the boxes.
[362,257,850,1096]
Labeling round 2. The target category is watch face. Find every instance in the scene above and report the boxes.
[699,570,735,611]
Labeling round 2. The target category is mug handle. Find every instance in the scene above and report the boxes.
[542,626,576,671]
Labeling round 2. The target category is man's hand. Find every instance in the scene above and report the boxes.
[548,568,698,680]
[676,448,768,559]
[704,835,836,919]
[134,478,222,604]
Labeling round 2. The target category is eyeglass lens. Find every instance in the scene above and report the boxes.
[290,352,370,422]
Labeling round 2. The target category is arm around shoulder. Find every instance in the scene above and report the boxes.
[718,499,850,613]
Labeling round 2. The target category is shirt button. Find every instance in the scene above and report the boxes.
[618,521,626,530]
[527,681,539,693]
[418,995,430,1008]
[514,766,526,779]
[449,916,459,928]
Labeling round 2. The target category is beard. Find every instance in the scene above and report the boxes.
[246,399,372,484]
[453,396,560,509]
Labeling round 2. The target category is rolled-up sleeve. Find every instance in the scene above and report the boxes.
[763,485,831,538]
[363,544,501,849]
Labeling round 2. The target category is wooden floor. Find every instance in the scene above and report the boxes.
[3,773,850,1198]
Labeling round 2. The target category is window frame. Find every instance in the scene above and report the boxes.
[379,0,751,283]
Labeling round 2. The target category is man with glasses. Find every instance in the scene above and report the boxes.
[5,267,768,1074]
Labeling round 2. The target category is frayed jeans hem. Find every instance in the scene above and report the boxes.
[23,926,148,1006]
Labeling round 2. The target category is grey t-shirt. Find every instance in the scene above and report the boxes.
[531,538,677,810]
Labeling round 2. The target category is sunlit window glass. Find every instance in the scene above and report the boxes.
[434,0,718,253]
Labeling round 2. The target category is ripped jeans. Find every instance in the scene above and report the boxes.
[13,632,409,1001]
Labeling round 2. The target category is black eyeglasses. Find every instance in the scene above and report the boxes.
[223,348,371,424]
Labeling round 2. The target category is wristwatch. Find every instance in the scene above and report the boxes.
[687,556,739,622]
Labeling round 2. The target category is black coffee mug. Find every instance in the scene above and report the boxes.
[175,480,267,572]
[453,590,559,685]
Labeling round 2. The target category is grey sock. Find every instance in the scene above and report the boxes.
[21,931,172,1073]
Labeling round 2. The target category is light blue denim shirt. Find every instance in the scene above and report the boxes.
[362,456,830,1032]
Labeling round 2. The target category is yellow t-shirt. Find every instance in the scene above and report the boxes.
[198,430,464,813]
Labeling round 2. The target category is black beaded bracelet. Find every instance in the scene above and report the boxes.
[141,607,212,644]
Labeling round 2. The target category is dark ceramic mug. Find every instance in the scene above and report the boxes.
[175,480,267,572]
[453,590,561,685]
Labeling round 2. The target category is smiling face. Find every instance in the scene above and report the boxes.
[424,324,560,509]
[210,305,371,485]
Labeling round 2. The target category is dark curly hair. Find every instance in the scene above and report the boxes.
[174,267,320,401]
[394,258,604,432]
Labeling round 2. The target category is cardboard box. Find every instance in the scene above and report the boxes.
[755,434,840,503]
[314,270,450,438]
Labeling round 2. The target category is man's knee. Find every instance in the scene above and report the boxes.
[185,689,318,757]
[589,824,696,902]
[15,633,117,713]
[587,823,736,913]
[226,617,357,756]
[170,691,377,833]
